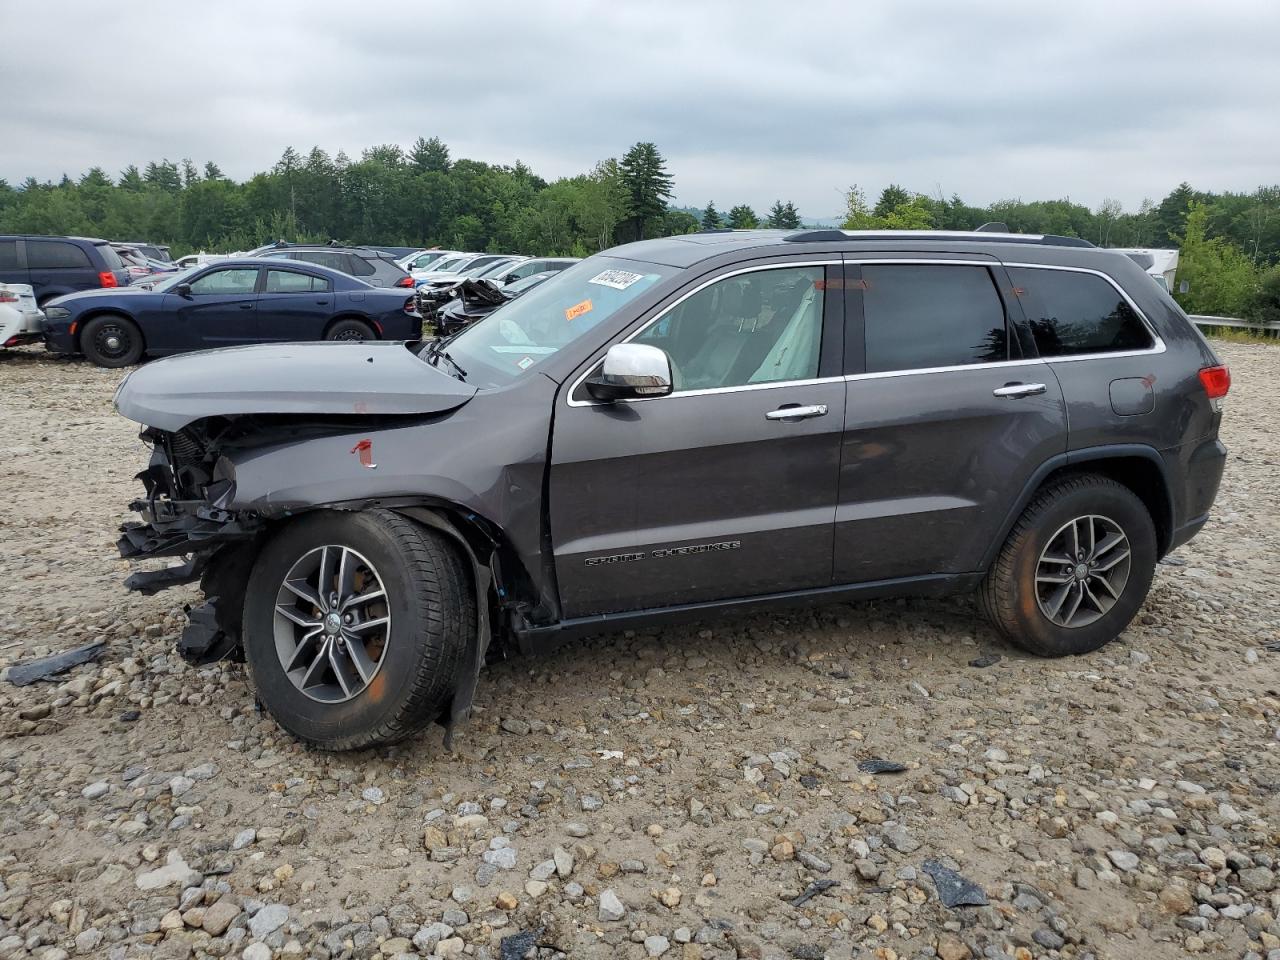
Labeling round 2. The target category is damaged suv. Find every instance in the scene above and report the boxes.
[114,229,1229,750]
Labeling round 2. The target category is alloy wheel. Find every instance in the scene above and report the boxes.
[1034,514,1132,628]
[272,545,391,703]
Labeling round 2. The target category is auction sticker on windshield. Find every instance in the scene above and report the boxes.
[588,269,645,290]
[516,356,536,370]
[565,299,593,322]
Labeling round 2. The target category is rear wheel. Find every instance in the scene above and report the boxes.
[81,314,144,367]
[979,475,1156,657]
[326,319,375,342]
[242,510,473,750]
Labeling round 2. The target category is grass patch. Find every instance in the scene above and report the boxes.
[1205,327,1280,346]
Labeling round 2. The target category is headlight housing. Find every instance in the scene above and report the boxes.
[43,306,71,321]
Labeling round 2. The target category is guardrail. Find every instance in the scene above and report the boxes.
[1189,314,1280,335]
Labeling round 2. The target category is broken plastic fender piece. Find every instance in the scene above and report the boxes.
[7,642,106,686]
[922,858,989,908]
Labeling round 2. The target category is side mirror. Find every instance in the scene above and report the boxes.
[175,283,192,297]
[586,343,673,402]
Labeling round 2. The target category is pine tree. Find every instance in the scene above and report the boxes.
[780,201,801,229]
[409,137,451,173]
[119,165,145,191]
[203,161,225,180]
[701,201,722,229]
[618,142,674,241]
[727,204,758,229]
[766,200,787,228]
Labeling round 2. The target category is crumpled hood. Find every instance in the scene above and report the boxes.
[114,340,477,430]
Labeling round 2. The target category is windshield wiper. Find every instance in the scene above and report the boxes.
[424,338,468,381]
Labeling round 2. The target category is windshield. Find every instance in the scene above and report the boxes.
[148,266,203,291]
[408,252,445,269]
[464,258,515,278]
[426,256,469,274]
[441,257,675,388]
[505,272,551,294]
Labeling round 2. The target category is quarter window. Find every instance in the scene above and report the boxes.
[189,268,259,295]
[26,240,91,270]
[633,266,824,391]
[265,269,328,293]
[861,264,1009,373]
[0,240,17,270]
[1007,267,1154,356]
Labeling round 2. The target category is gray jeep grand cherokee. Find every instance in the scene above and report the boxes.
[113,228,1229,750]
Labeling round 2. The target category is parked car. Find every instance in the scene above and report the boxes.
[0,282,44,348]
[413,256,527,317]
[42,258,420,367]
[253,243,414,289]
[434,272,558,337]
[113,245,157,283]
[481,257,580,287]
[174,253,233,270]
[111,228,1228,750]
[399,249,460,272]
[0,235,130,305]
[410,253,516,286]
[123,242,172,263]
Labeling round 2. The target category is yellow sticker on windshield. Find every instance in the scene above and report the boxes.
[565,299,593,322]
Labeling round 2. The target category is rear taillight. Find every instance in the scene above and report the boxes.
[1198,365,1230,400]
[0,292,17,303]
[99,271,118,288]
[395,275,414,288]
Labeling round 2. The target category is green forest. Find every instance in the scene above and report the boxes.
[2,137,1277,321]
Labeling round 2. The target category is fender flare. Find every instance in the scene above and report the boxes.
[978,443,1175,572]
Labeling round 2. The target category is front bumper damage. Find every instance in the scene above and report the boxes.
[118,447,264,665]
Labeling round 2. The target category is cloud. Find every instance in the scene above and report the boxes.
[2,0,1277,219]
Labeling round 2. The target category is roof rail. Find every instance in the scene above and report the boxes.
[782,228,1095,248]
[696,228,736,234]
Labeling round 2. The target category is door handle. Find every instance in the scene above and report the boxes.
[993,382,1046,399]
[765,403,828,421]
[239,303,253,310]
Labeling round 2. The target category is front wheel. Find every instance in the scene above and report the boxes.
[979,475,1157,657]
[325,319,375,342]
[242,510,473,750]
[81,314,144,367]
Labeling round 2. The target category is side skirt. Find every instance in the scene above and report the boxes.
[513,572,983,656]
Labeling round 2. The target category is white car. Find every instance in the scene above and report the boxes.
[0,282,44,348]
[174,253,234,270]
[398,249,461,272]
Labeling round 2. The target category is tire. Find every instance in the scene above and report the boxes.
[81,314,144,367]
[979,474,1157,657]
[325,318,375,342]
[242,510,474,750]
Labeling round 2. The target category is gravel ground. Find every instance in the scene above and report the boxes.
[0,341,1277,960]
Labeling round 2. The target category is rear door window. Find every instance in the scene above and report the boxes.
[0,240,18,271]
[26,240,92,270]
[860,264,1010,373]
[265,269,329,293]
[1007,267,1154,356]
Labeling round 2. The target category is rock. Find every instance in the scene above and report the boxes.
[242,945,271,960]
[1239,867,1276,892]
[937,934,972,960]
[599,888,626,922]
[247,903,288,939]
[423,826,448,851]
[553,845,574,877]
[136,851,202,891]
[412,922,454,952]
[73,929,103,954]
[202,898,241,936]
[1201,846,1227,870]
[645,935,671,957]
[1032,929,1065,950]
[1107,850,1140,871]
[436,937,465,957]
[494,891,518,911]
[169,775,195,797]
[883,824,920,854]
[232,829,256,850]
[81,781,109,799]
[362,786,386,804]
[1159,884,1195,915]
[483,846,518,870]
[658,886,681,908]
[501,717,531,735]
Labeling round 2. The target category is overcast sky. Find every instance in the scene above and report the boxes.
[3,1,1277,218]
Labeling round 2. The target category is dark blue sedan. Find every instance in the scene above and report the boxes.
[41,258,422,367]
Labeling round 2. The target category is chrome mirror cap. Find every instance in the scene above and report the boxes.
[586,343,673,402]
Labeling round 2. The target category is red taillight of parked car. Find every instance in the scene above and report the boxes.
[1198,365,1231,400]
[0,291,17,303]
[395,275,414,288]
[99,271,118,288]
